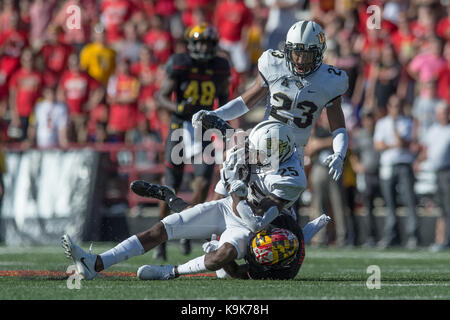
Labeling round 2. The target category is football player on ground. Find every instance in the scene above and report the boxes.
[61,121,330,280]
[154,23,230,259]
[192,20,349,182]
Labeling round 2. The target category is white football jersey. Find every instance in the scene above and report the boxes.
[258,49,349,147]
[215,150,306,209]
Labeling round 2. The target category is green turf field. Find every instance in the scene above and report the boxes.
[1,242,449,300]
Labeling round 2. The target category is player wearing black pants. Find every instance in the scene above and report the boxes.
[155,23,230,259]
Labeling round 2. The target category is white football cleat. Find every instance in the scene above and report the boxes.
[137,265,176,280]
[61,234,98,280]
[302,213,332,244]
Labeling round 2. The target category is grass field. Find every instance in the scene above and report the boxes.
[1,242,449,300]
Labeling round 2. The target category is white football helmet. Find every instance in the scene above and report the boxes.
[248,120,295,166]
[284,20,326,77]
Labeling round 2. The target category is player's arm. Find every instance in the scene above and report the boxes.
[216,77,229,107]
[230,191,287,233]
[222,260,250,279]
[193,73,268,125]
[324,96,348,181]
[156,77,178,113]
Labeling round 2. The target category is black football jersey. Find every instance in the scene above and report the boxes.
[165,53,230,121]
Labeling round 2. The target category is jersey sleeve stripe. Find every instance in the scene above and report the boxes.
[259,70,269,86]
[325,95,341,107]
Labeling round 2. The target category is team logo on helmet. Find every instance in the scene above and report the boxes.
[250,228,299,267]
[318,32,326,44]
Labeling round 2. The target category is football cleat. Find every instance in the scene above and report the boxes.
[136,264,176,280]
[130,180,175,201]
[61,234,98,280]
[302,213,331,244]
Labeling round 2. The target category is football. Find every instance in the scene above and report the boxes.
[250,228,299,266]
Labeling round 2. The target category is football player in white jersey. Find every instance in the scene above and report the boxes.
[61,121,330,280]
[193,20,349,181]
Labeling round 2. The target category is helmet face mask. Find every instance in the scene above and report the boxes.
[286,44,320,76]
[186,23,218,61]
[284,21,326,77]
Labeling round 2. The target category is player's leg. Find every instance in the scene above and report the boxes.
[137,226,251,280]
[155,134,185,260]
[62,199,227,280]
[302,214,331,244]
[179,162,215,254]
[309,163,330,246]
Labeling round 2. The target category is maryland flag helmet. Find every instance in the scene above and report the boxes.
[248,228,299,268]
[186,23,219,61]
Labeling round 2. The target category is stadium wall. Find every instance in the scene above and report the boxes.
[0,149,111,245]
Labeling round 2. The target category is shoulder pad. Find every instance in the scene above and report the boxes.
[258,49,288,84]
[212,56,231,76]
[318,64,349,103]
[268,172,304,205]
[165,53,191,77]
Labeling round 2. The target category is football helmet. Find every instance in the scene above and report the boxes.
[248,120,295,166]
[284,20,326,77]
[248,228,299,268]
[186,23,219,61]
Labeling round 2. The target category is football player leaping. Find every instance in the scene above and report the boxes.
[61,121,330,280]
[193,20,349,182]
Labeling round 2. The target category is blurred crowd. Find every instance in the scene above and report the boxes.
[0,0,449,249]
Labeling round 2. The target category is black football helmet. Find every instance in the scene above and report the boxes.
[186,23,219,61]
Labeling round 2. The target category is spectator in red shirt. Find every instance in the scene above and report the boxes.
[0,14,28,114]
[180,0,215,27]
[436,4,450,41]
[100,0,133,46]
[87,101,109,143]
[130,46,159,114]
[40,26,74,87]
[437,41,450,105]
[0,0,18,33]
[51,0,92,50]
[214,0,252,73]
[117,21,143,64]
[410,4,438,44]
[18,0,31,32]
[391,12,417,64]
[8,49,43,141]
[143,14,173,64]
[106,58,140,142]
[58,53,103,143]
[29,0,57,49]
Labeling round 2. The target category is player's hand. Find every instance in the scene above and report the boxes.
[323,153,344,181]
[227,180,248,198]
[202,234,220,253]
[192,110,214,129]
[221,147,249,185]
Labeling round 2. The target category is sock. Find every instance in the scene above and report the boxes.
[176,255,207,275]
[99,235,145,270]
[302,214,331,244]
[167,196,189,213]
